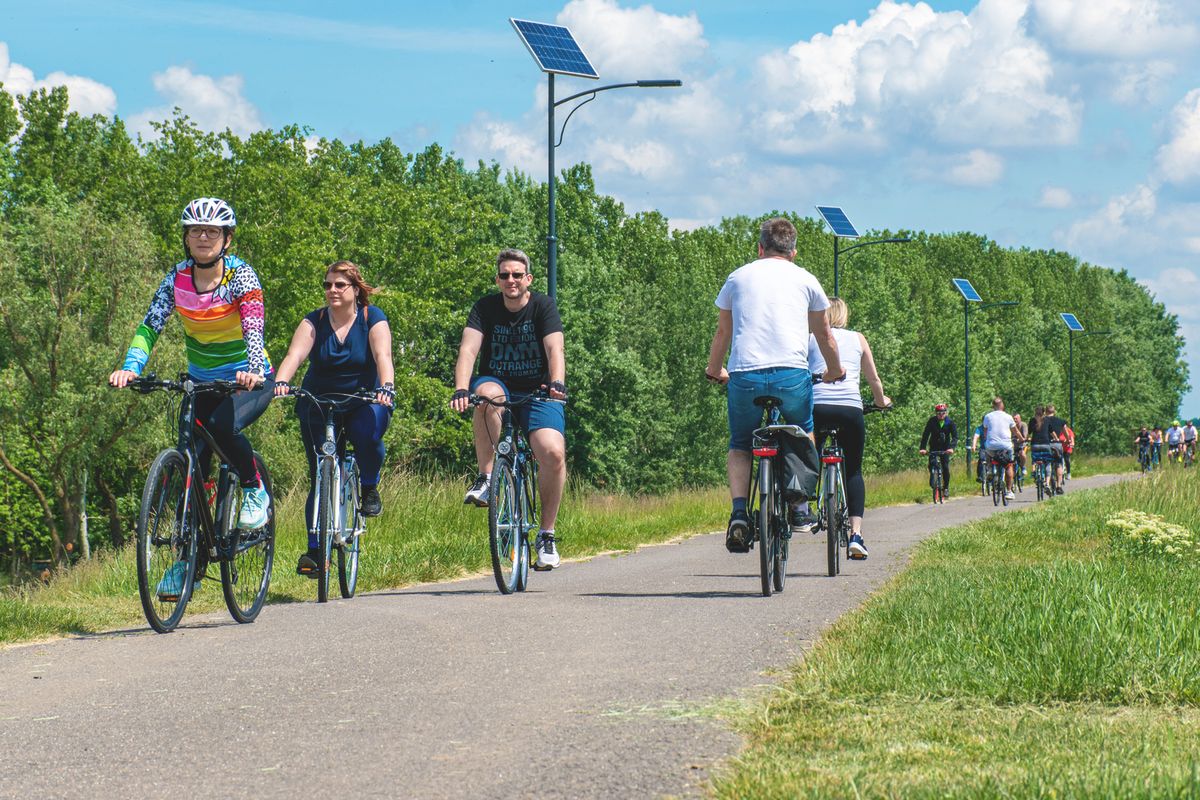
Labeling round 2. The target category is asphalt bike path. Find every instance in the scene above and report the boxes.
[0,473,1129,799]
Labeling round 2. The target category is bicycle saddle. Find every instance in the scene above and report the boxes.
[753,395,782,409]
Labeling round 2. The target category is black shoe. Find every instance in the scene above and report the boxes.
[296,548,321,578]
[788,506,817,532]
[726,510,751,553]
[361,486,382,517]
[1055,486,1065,495]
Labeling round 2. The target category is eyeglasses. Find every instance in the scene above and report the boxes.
[497,271,527,281]
[186,227,223,240]
[323,280,352,291]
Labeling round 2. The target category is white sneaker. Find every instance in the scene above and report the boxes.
[534,531,560,570]
[464,474,489,507]
[238,486,270,529]
[1004,490,1015,500]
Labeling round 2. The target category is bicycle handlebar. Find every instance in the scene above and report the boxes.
[278,386,383,407]
[121,374,258,396]
[469,389,566,409]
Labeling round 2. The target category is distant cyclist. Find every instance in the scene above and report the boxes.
[1150,426,1163,466]
[1012,412,1029,478]
[1030,404,1068,493]
[1134,426,1152,465]
[807,298,891,560]
[919,403,957,497]
[1061,420,1075,479]
[450,248,567,570]
[705,216,843,554]
[109,198,274,596]
[1184,420,1197,461]
[1167,420,1184,461]
[971,419,986,483]
[981,397,1017,500]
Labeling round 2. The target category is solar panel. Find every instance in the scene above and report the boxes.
[1060,313,1085,332]
[816,206,860,238]
[510,19,599,79]
[952,278,982,302]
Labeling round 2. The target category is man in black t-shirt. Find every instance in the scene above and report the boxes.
[450,248,568,569]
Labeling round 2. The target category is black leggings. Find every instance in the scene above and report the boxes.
[814,404,866,518]
[192,381,274,486]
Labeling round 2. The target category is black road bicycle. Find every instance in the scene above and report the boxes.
[125,374,276,633]
[470,391,564,594]
[814,403,889,577]
[284,388,382,602]
[746,396,811,596]
[924,450,953,504]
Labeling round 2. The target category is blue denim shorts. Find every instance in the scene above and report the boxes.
[471,377,566,436]
[726,367,813,451]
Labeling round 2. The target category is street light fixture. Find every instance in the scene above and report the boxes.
[815,206,910,297]
[511,18,683,300]
[1060,313,1112,433]
[953,278,1018,474]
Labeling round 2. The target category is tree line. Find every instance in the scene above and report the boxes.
[0,85,1187,573]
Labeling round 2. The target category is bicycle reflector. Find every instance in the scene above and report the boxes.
[752,446,778,457]
[821,455,843,464]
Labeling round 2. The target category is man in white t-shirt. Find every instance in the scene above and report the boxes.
[981,396,1018,500]
[705,216,843,553]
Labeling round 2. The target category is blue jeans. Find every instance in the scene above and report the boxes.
[726,367,813,451]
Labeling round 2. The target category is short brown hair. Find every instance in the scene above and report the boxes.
[326,260,376,308]
[759,217,797,256]
[496,248,531,271]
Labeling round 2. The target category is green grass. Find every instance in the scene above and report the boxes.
[713,466,1200,799]
[0,474,728,644]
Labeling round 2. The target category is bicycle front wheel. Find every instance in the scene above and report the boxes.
[137,449,199,633]
[757,458,774,597]
[338,458,362,599]
[317,462,335,603]
[516,459,536,592]
[221,454,276,623]
[489,461,521,594]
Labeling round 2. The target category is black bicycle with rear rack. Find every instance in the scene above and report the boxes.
[746,396,812,596]
[814,403,889,577]
[282,387,382,602]
[123,374,275,633]
[470,390,563,594]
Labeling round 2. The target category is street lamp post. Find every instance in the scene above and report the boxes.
[1061,314,1112,432]
[953,278,1017,475]
[832,235,911,298]
[546,78,681,300]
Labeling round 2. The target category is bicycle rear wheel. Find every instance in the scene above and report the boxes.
[771,486,787,593]
[489,461,521,594]
[991,465,1002,506]
[221,455,276,623]
[757,458,775,597]
[824,478,840,577]
[338,458,362,599]
[516,460,536,591]
[317,464,335,603]
[137,449,198,633]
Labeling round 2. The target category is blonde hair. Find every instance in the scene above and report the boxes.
[827,297,849,328]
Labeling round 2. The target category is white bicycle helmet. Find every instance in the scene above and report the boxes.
[180,197,237,228]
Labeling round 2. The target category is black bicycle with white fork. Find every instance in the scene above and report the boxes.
[281,387,385,602]
[123,374,276,633]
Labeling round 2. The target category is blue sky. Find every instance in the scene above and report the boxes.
[4,0,1200,416]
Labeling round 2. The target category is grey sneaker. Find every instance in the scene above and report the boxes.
[534,531,560,570]
[725,510,751,553]
[788,505,817,533]
[464,474,489,507]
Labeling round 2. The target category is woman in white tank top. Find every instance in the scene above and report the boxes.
[807,298,891,560]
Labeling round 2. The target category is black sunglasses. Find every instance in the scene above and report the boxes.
[497,271,527,280]
[323,280,351,290]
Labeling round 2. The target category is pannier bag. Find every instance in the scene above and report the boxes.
[778,431,819,502]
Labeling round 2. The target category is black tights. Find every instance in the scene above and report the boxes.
[814,404,866,517]
[192,382,273,486]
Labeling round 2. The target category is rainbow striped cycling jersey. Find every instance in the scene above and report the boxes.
[122,255,272,381]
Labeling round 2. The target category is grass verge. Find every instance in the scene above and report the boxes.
[712,465,1200,798]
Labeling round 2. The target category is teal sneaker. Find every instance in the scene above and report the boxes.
[156,561,188,601]
[238,486,270,529]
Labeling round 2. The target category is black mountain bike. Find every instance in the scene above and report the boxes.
[924,450,953,504]
[125,374,276,633]
[284,388,381,602]
[986,451,1009,506]
[470,391,564,594]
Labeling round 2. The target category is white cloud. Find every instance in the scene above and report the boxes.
[1110,60,1176,105]
[1031,0,1197,58]
[558,0,706,77]
[1156,88,1200,184]
[753,0,1081,154]
[128,66,264,140]
[0,42,116,117]
[948,149,1005,187]
[1038,185,1074,208]
[458,112,541,174]
[1063,183,1157,252]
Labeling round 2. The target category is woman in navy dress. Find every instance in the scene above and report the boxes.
[274,261,395,576]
